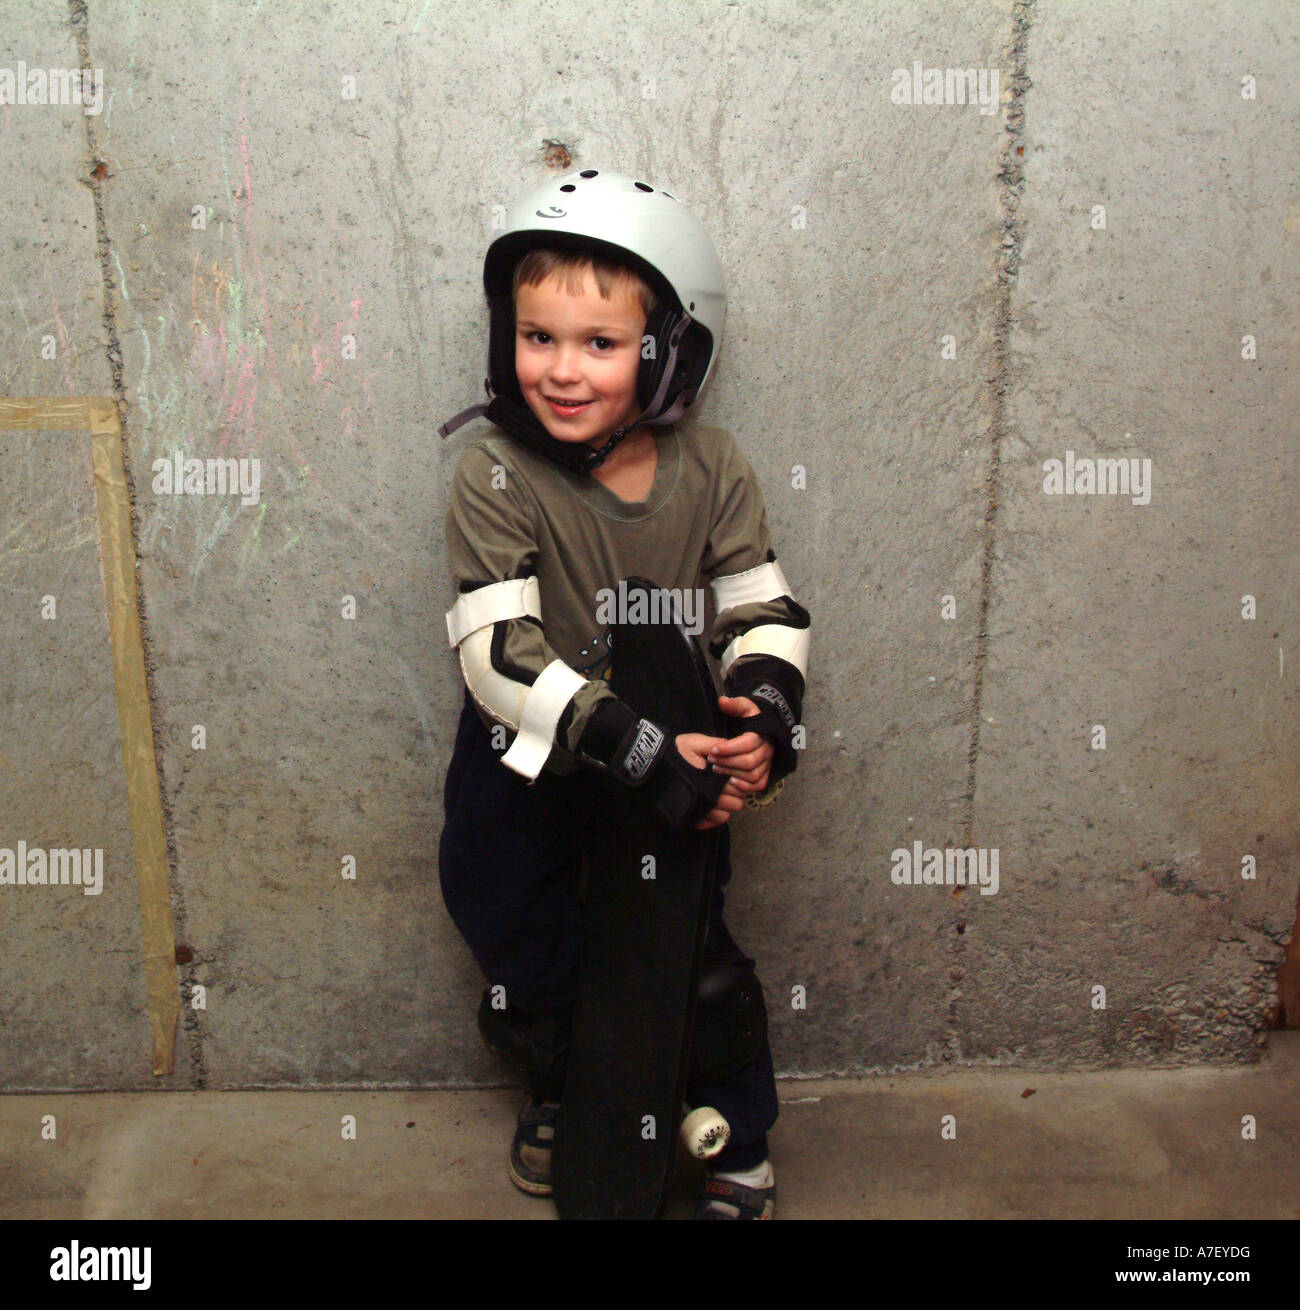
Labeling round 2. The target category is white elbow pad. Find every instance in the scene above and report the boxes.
[446,576,542,647]
[710,560,810,679]
[446,578,586,781]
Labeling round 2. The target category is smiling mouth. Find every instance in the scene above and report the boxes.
[545,396,593,406]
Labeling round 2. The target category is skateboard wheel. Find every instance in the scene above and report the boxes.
[681,1106,731,1160]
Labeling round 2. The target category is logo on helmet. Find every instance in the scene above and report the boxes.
[535,206,566,219]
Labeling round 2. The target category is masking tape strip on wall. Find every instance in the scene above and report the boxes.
[0,398,179,1076]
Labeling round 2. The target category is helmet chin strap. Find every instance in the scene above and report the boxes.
[438,310,692,477]
[484,391,643,475]
[438,384,621,473]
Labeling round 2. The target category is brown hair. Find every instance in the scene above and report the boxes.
[512,248,658,322]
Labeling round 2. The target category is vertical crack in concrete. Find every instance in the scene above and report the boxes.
[70,0,205,1089]
[970,0,1035,825]
[945,0,1036,1063]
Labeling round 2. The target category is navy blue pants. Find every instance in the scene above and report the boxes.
[438,691,778,1170]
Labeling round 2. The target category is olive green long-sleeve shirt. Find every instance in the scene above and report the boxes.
[444,420,807,780]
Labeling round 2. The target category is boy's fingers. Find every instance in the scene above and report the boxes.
[710,732,762,756]
[696,802,734,828]
[695,773,762,823]
[713,765,760,788]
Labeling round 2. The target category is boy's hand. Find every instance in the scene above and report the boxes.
[673,697,777,829]
[675,732,745,829]
[708,696,775,795]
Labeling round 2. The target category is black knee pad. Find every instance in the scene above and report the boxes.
[689,962,768,1084]
[477,988,572,1101]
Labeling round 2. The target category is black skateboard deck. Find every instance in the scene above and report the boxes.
[552,578,723,1219]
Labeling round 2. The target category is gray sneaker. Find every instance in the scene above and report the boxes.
[508,1099,559,1196]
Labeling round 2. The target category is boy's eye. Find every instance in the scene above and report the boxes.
[521,330,618,351]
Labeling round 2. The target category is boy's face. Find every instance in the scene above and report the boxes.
[514,266,646,448]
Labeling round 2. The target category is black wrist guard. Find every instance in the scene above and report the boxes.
[574,698,729,832]
[724,655,804,782]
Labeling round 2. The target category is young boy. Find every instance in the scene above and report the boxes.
[437,169,810,1219]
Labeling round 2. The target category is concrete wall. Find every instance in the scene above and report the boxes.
[0,0,1295,1090]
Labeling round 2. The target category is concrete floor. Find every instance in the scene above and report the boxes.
[4,1033,1297,1220]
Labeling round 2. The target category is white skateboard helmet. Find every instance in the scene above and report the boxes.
[440,169,727,475]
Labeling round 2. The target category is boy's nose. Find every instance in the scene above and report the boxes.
[549,345,583,382]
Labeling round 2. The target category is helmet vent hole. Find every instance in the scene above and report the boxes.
[634,182,653,192]
[579,169,598,178]
[689,302,695,311]
[559,184,576,192]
